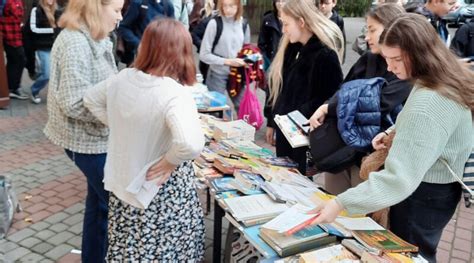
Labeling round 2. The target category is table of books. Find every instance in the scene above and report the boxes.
[194,114,426,263]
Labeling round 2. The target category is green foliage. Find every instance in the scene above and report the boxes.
[337,0,373,17]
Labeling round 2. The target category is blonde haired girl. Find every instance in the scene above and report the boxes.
[264,0,344,173]
[44,0,123,261]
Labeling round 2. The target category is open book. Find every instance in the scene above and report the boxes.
[274,114,309,148]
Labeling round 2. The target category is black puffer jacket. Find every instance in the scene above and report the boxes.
[257,10,282,64]
[264,35,343,128]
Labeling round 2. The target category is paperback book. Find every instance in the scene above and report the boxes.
[352,229,419,254]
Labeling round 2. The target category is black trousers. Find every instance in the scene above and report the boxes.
[4,43,26,92]
[390,182,461,263]
[275,127,308,174]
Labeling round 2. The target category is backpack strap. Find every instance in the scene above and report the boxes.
[211,16,223,53]
[212,16,248,53]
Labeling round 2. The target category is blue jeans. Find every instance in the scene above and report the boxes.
[65,150,108,263]
[390,182,461,263]
[30,50,51,96]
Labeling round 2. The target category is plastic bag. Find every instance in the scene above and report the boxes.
[0,175,21,238]
[238,69,264,130]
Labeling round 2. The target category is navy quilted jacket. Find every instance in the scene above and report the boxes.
[336,77,386,151]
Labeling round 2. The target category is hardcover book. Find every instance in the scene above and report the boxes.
[352,229,419,254]
[259,225,336,257]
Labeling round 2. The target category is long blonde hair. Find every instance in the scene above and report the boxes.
[58,0,112,40]
[268,0,344,107]
[380,13,474,111]
[39,0,58,28]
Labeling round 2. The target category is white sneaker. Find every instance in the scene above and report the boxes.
[31,94,41,104]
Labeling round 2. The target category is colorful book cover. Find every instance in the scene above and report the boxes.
[259,156,299,168]
[352,229,419,254]
[210,177,237,193]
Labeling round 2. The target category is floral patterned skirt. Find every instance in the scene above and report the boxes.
[106,161,205,262]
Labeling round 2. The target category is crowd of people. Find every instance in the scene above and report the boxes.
[1,0,473,262]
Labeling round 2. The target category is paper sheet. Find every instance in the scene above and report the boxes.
[335,217,385,231]
[262,204,318,233]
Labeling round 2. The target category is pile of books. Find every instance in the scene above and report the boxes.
[213,120,255,141]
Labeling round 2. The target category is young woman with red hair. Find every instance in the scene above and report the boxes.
[84,18,206,261]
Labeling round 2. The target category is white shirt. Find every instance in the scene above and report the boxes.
[84,68,205,209]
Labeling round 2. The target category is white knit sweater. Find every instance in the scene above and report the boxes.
[84,68,205,208]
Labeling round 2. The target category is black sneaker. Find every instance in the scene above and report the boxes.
[9,91,29,100]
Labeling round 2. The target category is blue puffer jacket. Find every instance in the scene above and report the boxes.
[337,77,386,151]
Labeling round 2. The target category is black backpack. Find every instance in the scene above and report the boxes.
[116,0,172,65]
[196,16,248,83]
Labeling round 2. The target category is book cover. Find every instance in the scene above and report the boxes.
[352,229,419,254]
[273,115,309,148]
[299,244,359,263]
[234,170,265,191]
[209,177,237,193]
[259,156,299,168]
[259,225,337,257]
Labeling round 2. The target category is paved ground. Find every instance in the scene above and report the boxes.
[0,18,473,262]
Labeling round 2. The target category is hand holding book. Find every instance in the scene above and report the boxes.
[307,199,344,226]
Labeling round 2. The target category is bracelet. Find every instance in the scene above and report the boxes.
[383,131,389,136]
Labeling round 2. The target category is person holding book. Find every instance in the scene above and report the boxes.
[309,4,411,195]
[264,0,344,174]
[311,14,474,262]
[84,19,206,261]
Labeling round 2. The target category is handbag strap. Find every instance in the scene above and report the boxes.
[440,158,474,196]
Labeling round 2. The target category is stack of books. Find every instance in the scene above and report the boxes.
[223,194,288,223]
[213,120,255,141]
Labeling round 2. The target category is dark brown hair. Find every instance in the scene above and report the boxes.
[380,13,474,110]
[217,0,243,21]
[133,19,196,86]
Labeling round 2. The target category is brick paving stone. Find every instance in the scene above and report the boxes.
[31,242,55,255]
[63,203,85,214]
[64,214,84,226]
[6,228,36,243]
[44,244,74,260]
[44,196,62,206]
[58,189,79,199]
[19,237,42,248]
[452,249,472,261]
[25,202,49,214]
[59,196,83,207]
[457,218,474,231]
[39,258,55,263]
[45,212,69,224]
[438,240,452,251]
[456,228,473,241]
[441,229,455,243]
[0,241,19,254]
[49,223,69,233]
[30,210,52,224]
[49,231,76,246]
[4,246,31,261]
[69,222,83,235]
[67,236,82,248]
[34,229,56,241]
[57,253,81,263]
[451,259,468,263]
[21,252,47,262]
[453,238,472,253]
[46,204,64,213]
